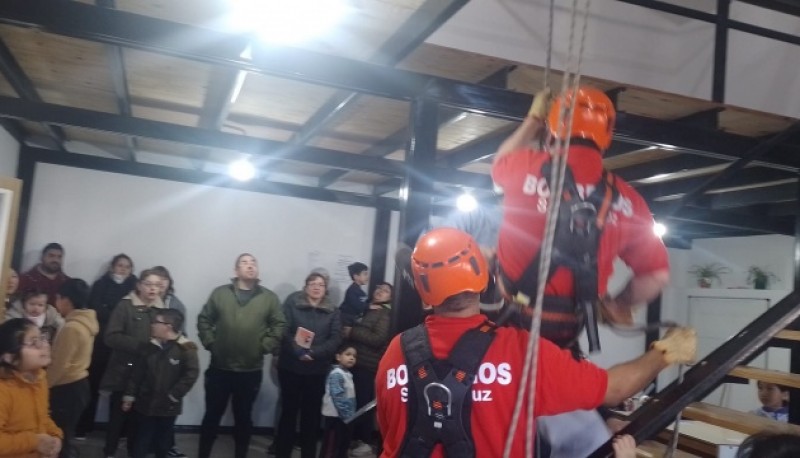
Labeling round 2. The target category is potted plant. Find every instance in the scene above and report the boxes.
[747,266,778,290]
[688,263,730,288]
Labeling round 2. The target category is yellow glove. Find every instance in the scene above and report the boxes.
[528,87,552,120]
[652,327,697,365]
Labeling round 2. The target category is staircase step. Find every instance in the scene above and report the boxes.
[775,330,800,342]
[682,402,800,436]
[729,366,800,389]
[638,440,700,457]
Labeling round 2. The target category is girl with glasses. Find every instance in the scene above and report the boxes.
[0,318,63,457]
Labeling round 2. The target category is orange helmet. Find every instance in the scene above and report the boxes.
[548,86,616,151]
[411,227,488,307]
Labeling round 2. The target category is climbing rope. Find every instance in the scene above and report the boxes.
[502,0,592,456]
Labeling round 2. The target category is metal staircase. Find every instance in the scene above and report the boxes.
[589,290,800,457]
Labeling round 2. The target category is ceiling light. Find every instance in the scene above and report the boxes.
[228,0,347,45]
[229,158,256,181]
[456,193,478,212]
[653,221,667,238]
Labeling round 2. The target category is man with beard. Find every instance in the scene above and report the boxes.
[19,242,70,306]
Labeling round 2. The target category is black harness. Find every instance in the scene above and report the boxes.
[398,321,497,458]
[506,161,619,353]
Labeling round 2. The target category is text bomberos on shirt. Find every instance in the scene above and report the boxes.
[385,362,512,403]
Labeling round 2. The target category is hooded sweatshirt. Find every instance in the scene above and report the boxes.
[47,309,99,387]
[0,368,63,457]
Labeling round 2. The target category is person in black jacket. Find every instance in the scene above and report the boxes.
[275,272,342,458]
[122,308,199,458]
[76,253,137,438]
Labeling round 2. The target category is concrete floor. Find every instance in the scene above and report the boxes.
[74,432,377,458]
[75,432,277,458]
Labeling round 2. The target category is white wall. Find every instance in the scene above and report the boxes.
[0,126,19,178]
[22,163,378,427]
[661,235,794,412]
[689,234,794,289]
[430,0,800,117]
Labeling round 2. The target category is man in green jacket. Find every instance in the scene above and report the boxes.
[197,253,287,458]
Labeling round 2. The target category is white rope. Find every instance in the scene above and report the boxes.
[543,0,555,90]
[502,1,593,456]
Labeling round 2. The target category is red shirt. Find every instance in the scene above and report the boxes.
[491,145,669,297]
[376,314,608,458]
[18,266,69,306]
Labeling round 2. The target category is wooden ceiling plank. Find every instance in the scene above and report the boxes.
[0,34,66,150]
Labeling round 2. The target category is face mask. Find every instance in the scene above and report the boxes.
[26,313,46,328]
[112,274,127,284]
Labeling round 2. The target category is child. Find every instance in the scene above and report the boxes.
[121,309,199,458]
[340,262,369,330]
[320,344,357,458]
[6,291,64,343]
[48,279,99,458]
[0,318,63,457]
[750,381,789,422]
[736,432,800,457]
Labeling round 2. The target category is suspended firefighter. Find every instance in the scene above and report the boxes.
[375,227,695,457]
[489,86,672,455]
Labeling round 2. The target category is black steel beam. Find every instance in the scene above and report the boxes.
[636,167,796,202]
[711,182,797,209]
[393,98,438,335]
[289,0,469,148]
[97,0,138,162]
[713,0,730,103]
[0,96,496,189]
[104,43,137,160]
[794,177,800,290]
[651,205,794,234]
[3,0,800,172]
[0,37,65,150]
[666,120,800,215]
[615,0,800,46]
[613,155,728,183]
[318,65,513,189]
[613,112,800,170]
[369,206,392,295]
[674,108,723,130]
[439,128,511,169]
[0,118,24,144]
[589,290,800,457]
[290,92,359,147]
[738,0,800,17]
[769,201,800,217]
[19,145,400,211]
[439,130,647,175]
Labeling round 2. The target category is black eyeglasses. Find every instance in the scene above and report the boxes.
[22,336,49,348]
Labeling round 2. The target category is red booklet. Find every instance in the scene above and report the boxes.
[295,327,315,349]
